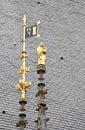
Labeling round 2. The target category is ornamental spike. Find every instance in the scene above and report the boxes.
[16,15,31,129]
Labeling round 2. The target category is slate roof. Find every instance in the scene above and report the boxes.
[0,0,85,130]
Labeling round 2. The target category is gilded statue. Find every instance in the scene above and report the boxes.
[37,42,47,65]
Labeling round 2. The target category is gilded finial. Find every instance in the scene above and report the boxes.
[23,15,26,26]
[36,44,49,130]
[37,42,47,65]
[16,15,31,104]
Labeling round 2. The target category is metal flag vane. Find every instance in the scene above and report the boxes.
[25,20,40,38]
[16,15,40,130]
[13,17,40,46]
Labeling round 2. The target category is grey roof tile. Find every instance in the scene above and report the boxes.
[0,0,85,130]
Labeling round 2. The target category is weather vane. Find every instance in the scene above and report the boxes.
[16,15,40,130]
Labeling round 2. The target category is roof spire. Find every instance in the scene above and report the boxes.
[16,15,31,129]
[35,43,49,130]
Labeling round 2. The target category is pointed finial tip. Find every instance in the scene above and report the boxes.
[23,15,26,20]
[24,15,26,18]
[37,20,40,25]
[23,15,26,25]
